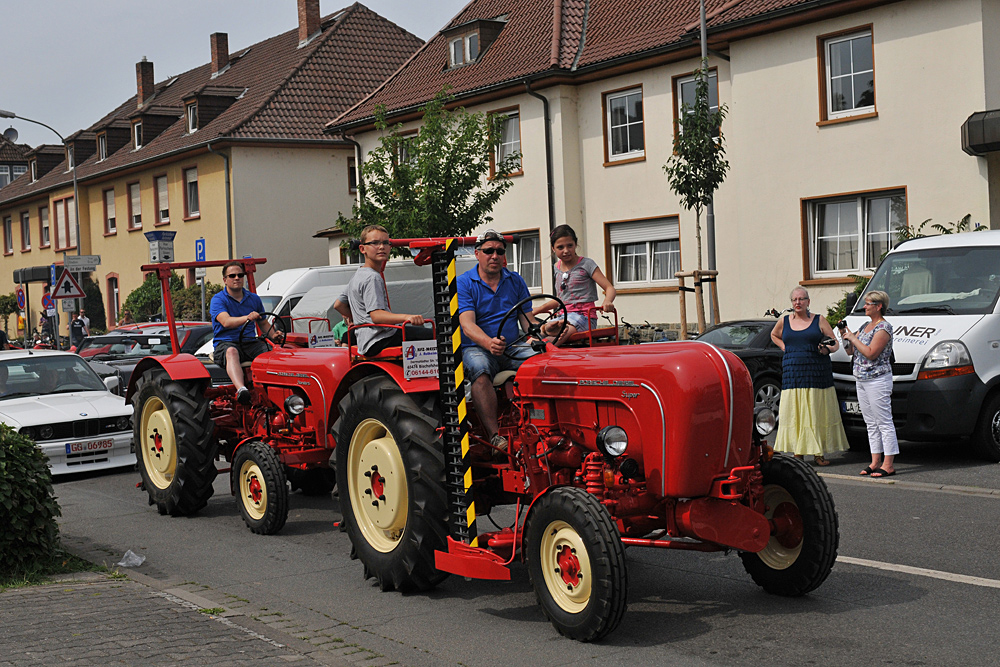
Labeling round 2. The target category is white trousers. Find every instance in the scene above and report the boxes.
[856,372,899,456]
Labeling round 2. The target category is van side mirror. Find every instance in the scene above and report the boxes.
[845,293,859,312]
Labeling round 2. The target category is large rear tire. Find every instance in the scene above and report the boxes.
[334,375,448,592]
[524,487,628,642]
[133,369,217,516]
[740,455,839,596]
[233,441,289,535]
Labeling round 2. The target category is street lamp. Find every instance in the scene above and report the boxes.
[1,109,83,350]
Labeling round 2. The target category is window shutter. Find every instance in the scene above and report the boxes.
[608,218,678,245]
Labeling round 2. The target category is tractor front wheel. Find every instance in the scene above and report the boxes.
[233,441,289,535]
[524,486,628,641]
[133,369,217,516]
[334,376,448,593]
[740,455,839,596]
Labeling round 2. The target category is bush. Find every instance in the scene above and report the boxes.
[0,424,62,577]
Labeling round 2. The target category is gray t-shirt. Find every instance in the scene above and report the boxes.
[346,267,394,354]
[554,256,599,313]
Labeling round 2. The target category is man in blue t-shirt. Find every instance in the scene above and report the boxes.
[457,229,541,451]
[210,260,281,404]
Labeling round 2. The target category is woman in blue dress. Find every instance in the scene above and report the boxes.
[769,287,848,464]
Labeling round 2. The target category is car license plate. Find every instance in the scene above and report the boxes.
[842,401,862,415]
[66,439,114,454]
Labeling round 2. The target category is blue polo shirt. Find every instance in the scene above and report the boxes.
[210,289,265,343]
[457,265,531,348]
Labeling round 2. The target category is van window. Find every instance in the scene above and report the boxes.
[859,246,1000,316]
[260,295,281,312]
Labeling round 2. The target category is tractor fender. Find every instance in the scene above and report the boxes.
[126,354,212,403]
[328,361,441,442]
[228,435,269,497]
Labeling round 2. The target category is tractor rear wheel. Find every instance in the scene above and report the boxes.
[334,376,448,593]
[740,455,839,596]
[133,369,217,516]
[524,486,628,641]
[233,441,289,535]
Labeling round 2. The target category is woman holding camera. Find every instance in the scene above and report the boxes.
[841,290,897,477]
[770,287,848,465]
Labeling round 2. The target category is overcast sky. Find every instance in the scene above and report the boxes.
[1,0,469,148]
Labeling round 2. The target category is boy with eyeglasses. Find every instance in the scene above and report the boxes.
[211,260,281,404]
[333,224,433,356]
[457,229,541,450]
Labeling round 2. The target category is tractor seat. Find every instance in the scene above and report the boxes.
[493,370,517,387]
[209,350,253,368]
[350,345,403,361]
[563,326,619,345]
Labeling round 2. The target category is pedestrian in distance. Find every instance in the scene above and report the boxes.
[770,286,848,465]
[79,308,90,331]
[531,224,616,346]
[117,309,134,326]
[332,224,434,356]
[210,260,283,405]
[841,290,897,477]
[69,311,87,349]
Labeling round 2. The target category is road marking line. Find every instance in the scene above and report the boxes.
[838,556,1000,589]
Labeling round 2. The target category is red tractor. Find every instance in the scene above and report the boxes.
[129,239,838,642]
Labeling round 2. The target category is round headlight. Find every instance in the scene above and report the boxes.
[39,425,54,440]
[20,427,35,440]
[754,407,776,437]
[116,416,132,431]
[284,395,306,415]
[596,425,628,457]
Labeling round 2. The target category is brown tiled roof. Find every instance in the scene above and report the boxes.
[330,0,893,130]
[0,135,31,162]
[0,2,422,207]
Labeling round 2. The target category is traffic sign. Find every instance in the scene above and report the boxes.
[65,255,101,272]
[16,288,25,310]
[52,269,86,299]
[195,267,207,279]
[145,230,176,263]
[195,238,206,262]
[42,292,55,310]
[50,264,57,286]
[62,299,76,313]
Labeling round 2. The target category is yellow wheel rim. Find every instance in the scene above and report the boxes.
[758,484,803,570]
[140,396,177,490]
[540,520,592,613]
[239,459,267,521]
[348,418,408,553]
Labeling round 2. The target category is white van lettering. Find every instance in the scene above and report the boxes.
[896,326,937,339]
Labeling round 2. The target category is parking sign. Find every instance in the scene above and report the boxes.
[195,238,206,262]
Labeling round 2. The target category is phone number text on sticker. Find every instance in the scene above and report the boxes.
[66,439,113,454]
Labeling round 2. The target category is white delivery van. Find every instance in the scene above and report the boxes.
[831,230,1000,460]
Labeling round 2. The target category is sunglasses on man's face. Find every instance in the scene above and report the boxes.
[479,247,506,256]
[226,272,245,279]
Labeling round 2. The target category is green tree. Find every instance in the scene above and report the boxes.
[0,293,16,338]
[173,281,222,321]
[122,273,185,322]
[335,88,520,241]
[82,276,106,334]
[664,59,730,273]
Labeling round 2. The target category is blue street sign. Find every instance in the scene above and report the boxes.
[195,238,206,262]
[16,288,25,310]
[144,230,177,242]
[50,264,57,286]
[42,292,55,310]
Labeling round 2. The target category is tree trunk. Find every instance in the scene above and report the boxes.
[694,209,706,333]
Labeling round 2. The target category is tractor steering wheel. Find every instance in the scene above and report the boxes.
[238,311,288,348]
[495,294,567,358]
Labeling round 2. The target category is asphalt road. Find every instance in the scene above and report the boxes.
[53,440,1000,667]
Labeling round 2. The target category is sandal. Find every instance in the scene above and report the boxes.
[871,468,896,478]
[813,456,831,466]
[860,465,876,476]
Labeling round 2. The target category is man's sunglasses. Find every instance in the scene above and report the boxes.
[226,272,246,279]
[479,247,506,256]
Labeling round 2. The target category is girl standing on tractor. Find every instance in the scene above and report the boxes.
[532,224,616,346]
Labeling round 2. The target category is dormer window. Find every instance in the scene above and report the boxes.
[98,133,108,161]
[29,160,37,182]
[449,33,479,67]
[445,17,503,70]
[66,146,75,171]
[133,121,143,150]
[186,103,198,133]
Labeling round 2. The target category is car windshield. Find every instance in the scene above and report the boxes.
[77,334,175,360]
[0,356,107,398]
[855,245,1000,316]
[698,323,768,347]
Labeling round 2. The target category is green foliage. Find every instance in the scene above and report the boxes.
[0,293,16,338]
[0,424,62,579]
[335,87,520,242]
[172,281,222,322]
[664,59,730,271]
[122,272,184,322]
[82,276,106,334]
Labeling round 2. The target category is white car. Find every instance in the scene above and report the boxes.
[0,349,134,475]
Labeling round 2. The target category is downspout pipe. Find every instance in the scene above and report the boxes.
[338,132,366,201]
[524,81,555,237]
[206,141,234,259]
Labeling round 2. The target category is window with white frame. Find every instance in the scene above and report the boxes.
[133,122,143,150]
[39,205,49,247]
[676,70,720,138]
[348,157,357,194]
[605,88,644,161]
[155,175,169,223]
[186,103,198,133]
[808,190,905,276]
[53,197,76,250]
[13,165,26,180]
[449,32,480,68]
[104,189,116,233]
[29,160,37,182]
[20,211,30,250]
[66,146,74,171]
[128,182,142,228]
[184,167,199,217]
[3,217,12,254]
[0,166,9,188]
[508,233,541,290]
[107,276,120,323]
[823,29,875,119]
[98,134,108,161]
[610,218,680,285]
[494,110,521,174]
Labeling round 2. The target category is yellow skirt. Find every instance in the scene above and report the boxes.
[774,387,848,456]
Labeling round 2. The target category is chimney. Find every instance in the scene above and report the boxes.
[298,0,320,45]
[136,57,154,108]
[211,32,230,75]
